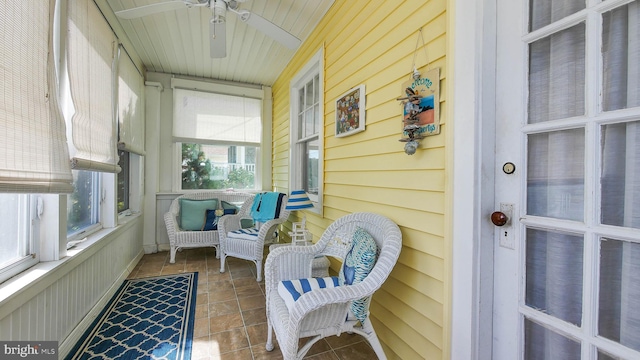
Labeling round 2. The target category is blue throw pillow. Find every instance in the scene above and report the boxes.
[221,201,240,213]
[202,208,236,231]
[179,199,218,231]
[338,227,378,323]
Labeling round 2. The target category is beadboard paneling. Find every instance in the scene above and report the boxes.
[0,218,143,355]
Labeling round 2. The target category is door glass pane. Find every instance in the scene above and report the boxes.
[525,318,581,359]
[599,238,640,352]
[526,228,583,325]
[529,0,585,32]
[529,23,585,124]
[527,129,585,221]
[601,121,640,229]
[602,1,640,112]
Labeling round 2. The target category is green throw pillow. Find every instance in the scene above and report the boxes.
[240,218,255,228]
[179,199,218,231]
[338,227,378,323]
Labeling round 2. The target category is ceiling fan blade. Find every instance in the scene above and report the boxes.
[209,22,227,58]
[238,11,301,50]
[115,1,189,19]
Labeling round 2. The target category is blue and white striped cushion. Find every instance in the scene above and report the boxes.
[277,277,340,311]
[227,228,259,241]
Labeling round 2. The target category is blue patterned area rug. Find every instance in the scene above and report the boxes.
[66,272,198,360]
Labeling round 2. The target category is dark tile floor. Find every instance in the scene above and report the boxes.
[128,248,378,360]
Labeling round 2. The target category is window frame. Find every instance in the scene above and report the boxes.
[0,194,38,284]
[117,149,130,214]
[289,48,324,214]
[66,170,103,243]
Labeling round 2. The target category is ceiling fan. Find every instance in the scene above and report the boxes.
[114,0,301,58]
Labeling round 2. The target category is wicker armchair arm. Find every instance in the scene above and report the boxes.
[218,213,244,234]
[163,212,180,245]
[264,244,322,293]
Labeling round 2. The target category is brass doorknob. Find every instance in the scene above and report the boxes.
[491,211,508,226]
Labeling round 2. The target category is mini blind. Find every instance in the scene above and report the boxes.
[117,47,145,155]
[67,0,120,172]
[172,88,262,145]
[0,0,73,193]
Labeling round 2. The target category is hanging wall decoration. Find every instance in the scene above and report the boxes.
[335,84,365,137]
[398,28,440,155]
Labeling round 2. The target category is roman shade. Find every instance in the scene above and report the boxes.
[0,0,73,193]
[117,46,145,155]
[172,88,261,146]
[66,0,120,172]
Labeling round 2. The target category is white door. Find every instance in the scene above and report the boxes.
[492,0,640,359]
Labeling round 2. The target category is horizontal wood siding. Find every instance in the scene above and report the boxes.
[272,1,449,358]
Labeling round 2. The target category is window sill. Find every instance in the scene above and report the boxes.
[0,213,142,319]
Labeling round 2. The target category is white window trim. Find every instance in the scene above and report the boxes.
[0,196,38,284]
[169,78,272,192]
[289,47,324,215]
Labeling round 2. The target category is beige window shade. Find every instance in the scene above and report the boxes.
[172,88,262,146]
[67,0,120,172]
[0,0,73,193]
[117,47,145,155]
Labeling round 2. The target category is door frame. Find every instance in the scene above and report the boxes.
[449,0,498,358]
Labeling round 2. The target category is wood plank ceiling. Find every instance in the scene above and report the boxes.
[105,0,334,86]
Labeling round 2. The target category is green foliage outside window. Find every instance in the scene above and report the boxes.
[181,143,255,190]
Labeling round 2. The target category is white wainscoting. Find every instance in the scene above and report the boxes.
[0,216,144,356]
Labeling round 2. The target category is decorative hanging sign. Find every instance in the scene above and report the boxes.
[397,67,440,154]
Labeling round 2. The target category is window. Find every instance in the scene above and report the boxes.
[0,194,36,283]
[172,86,263,191]
[290,48,323,211]
[117,150,130,213]
[67,170,101,240]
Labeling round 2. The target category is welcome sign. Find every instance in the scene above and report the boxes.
[400,68,440,137]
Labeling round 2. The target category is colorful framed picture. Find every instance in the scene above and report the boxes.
[335,85,365,137]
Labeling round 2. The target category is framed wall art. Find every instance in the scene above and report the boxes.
[335,84,365,137]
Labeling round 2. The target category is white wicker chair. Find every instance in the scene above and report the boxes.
[218,193,290,282]
[264,212,402,360]
[164,192,255,263]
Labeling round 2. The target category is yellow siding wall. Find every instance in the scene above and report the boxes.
[272,1,448,359]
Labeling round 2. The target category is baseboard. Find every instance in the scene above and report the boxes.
[59,249,144,358]
[157,243,171,252]
[143,243,159,254]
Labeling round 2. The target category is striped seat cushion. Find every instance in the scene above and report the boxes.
[277,277,340,311]
[227,228,260,241]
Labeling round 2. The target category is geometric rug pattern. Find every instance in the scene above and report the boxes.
[65,272,198,360]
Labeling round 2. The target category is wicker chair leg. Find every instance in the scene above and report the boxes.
[255,259,263,282]
[266,322,274,351]
[169,246,177,264]
[220,254,227,273]
[362,320,387,360]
